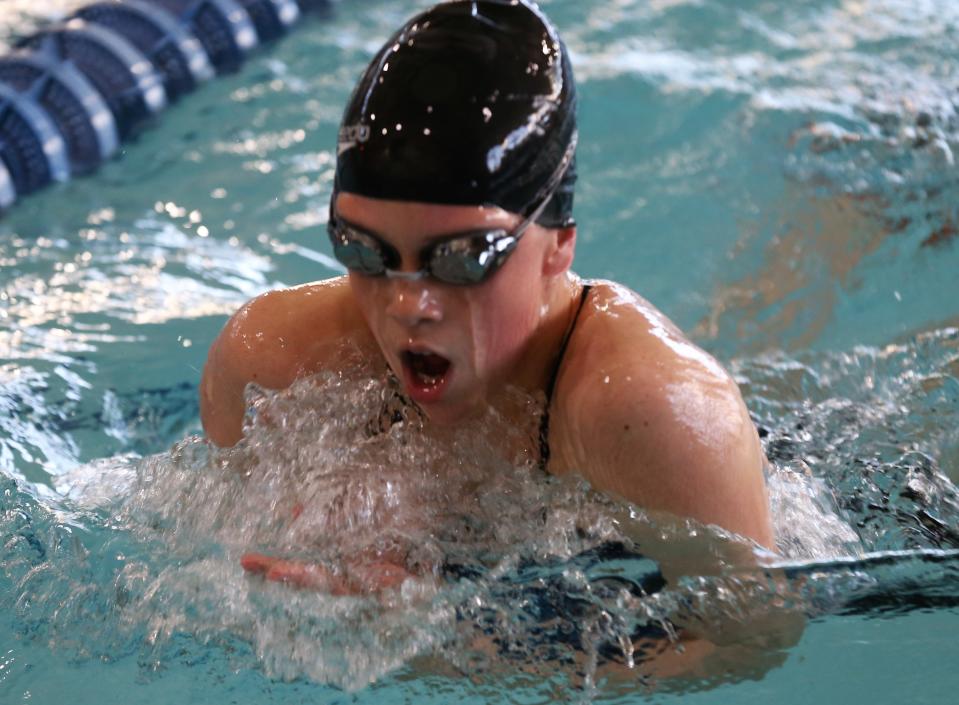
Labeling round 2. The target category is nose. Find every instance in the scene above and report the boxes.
[384,278,443,327]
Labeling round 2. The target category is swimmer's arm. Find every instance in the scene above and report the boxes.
[200,278,367,447]
[561,363,775,550]
[241,551,416,594]
[200,304,257,447]
[200,289,304,447]
[565,372,806,671]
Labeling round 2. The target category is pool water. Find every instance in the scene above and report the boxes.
[2,0,959,702]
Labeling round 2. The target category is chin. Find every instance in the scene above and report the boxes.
[412,390,484,426]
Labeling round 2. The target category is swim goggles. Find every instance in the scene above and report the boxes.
[327,136,577,286]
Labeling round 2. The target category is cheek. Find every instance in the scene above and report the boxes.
[466,266,542,373]
[348,273,387,333]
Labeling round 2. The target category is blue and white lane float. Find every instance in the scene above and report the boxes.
[21,19,169,140]
[0,0,329,214]
[0,45,119,174]
[150,0,259,72]
[0,81,70,197]
[75,0,216,102]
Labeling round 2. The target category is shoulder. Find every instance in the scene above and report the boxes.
[200,276,374,445]
[551,280,773,547]
[212,277,370,381]
[559,280,717,393]
[559,280,746,456]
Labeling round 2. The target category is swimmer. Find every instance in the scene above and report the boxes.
[200,0,775,590]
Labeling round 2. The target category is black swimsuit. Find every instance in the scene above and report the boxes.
[524,285,676,662]
[538,283,592,470]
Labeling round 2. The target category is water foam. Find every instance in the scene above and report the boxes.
[3,331,959,694]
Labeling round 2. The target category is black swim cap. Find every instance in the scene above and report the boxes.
[335,0,577,228]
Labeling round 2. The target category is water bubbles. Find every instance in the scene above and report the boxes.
[0,360,783,691]
[3,333,959,694]
[740,330,959,557]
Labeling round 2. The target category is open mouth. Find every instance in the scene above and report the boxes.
[400,349,453,402]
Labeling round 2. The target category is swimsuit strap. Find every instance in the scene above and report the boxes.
[539,283,593,470]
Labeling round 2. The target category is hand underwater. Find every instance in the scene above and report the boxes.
[240,551,412,594]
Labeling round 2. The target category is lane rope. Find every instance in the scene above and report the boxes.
[0,0,331,213]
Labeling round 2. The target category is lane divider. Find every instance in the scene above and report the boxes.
[0,82,70,196]
[0,0,330,214]
[76,1,216,102]
[0,46,119,174]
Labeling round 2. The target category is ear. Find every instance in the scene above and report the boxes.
[542,226,576,276]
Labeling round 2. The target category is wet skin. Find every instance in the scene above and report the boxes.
[200,193,775,590]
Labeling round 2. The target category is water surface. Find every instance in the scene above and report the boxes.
[1,0,958,702]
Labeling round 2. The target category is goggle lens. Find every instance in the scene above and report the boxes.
[328,218,514,286]
[427,234,504,285]
[330,225,390,275]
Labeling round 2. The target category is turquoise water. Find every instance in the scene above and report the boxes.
[2,0,959,702]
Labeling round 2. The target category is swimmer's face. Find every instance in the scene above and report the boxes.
[335,192,568,424]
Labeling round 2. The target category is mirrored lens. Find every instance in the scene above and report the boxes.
[334,241,386,274]
[430,251,488,284]
[329,222,389,275]
[428,233,503,285]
